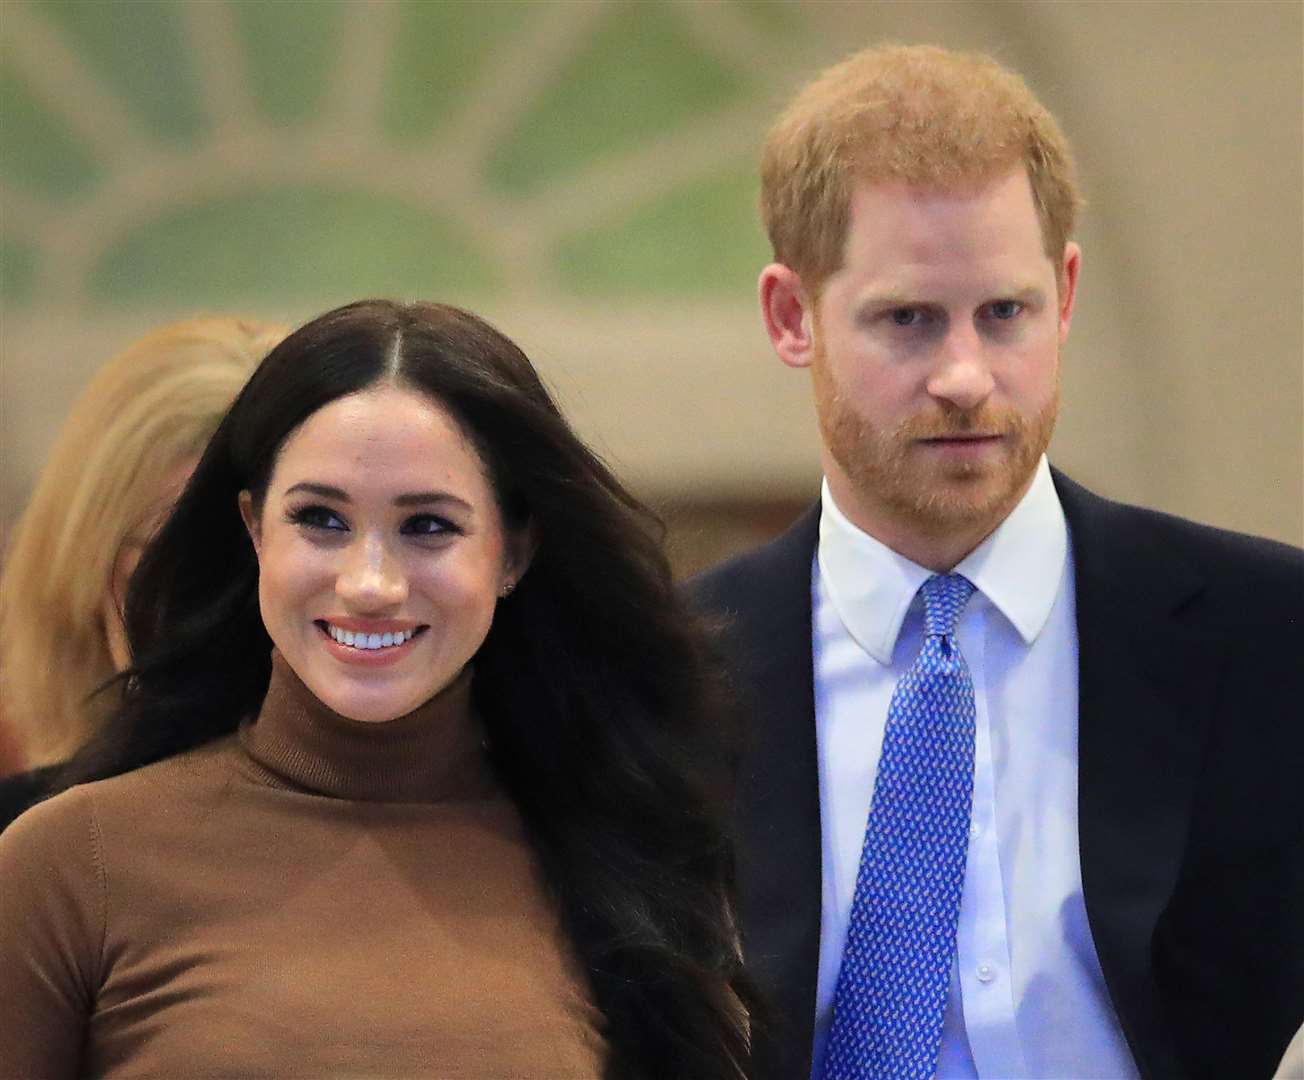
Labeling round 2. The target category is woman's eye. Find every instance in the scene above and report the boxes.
[401,514,458,538]
[288,505,347,531]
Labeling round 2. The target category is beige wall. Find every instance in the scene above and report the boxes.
[1021,0,1303,544]
[2,0,1301,547]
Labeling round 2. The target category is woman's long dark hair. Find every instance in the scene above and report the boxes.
[57,300,753,1078]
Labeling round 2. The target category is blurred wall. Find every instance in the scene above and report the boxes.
[2,0,1301,548]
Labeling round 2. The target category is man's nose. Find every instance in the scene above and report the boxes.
[336,535,408,610]
[926,324,995,411]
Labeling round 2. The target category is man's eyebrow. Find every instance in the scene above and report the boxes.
[855,288,913,308]
[283,482,471,512]
[853,283,1047,316]
[852,290,947,318]
[858,284,1046,305]
[1000,284,1047,303]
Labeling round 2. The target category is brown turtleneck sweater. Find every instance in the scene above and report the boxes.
[0,654,607,1079]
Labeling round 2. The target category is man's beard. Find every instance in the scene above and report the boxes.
[815,369,1060,539]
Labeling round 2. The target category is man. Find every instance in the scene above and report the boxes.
[693,44,1303,1080]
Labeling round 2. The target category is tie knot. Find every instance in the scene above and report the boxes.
[920,573,975,637]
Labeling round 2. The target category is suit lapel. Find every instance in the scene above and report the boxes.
[1057,471,1223,1080]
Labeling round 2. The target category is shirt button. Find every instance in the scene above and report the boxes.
[969,822,980,838]
[977,963,996,983]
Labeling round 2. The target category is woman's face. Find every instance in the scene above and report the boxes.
[240,384,528,723]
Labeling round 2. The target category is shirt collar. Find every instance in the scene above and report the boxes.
[818,456,1068,664]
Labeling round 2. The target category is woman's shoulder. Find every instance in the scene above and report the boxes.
[0,779,101,909]
[2,735,241,841]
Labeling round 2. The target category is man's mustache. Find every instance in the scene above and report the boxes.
[895,407,1026,441]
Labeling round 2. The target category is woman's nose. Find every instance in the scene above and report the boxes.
[335,536,408,611]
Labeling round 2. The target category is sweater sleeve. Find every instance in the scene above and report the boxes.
[0,787,103,1079]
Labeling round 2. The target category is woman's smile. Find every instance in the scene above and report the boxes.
[316,619,429,666]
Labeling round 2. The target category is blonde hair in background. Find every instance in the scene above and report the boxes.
[761,43,1083,295]
[0,316,286,766]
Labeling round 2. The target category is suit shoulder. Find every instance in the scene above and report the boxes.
[1105,499,1300,589]
[689,542,780,613]
[1058,472,1303,627]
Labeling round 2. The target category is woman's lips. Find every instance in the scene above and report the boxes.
[314,619,428,667]
[320,617,423,634]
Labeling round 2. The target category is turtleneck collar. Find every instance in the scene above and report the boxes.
[238,651,495,803]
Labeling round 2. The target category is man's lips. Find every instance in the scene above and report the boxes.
[914,433,1007,460]
[917,433,1004,444]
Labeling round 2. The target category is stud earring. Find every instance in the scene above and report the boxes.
[499,580,515,598]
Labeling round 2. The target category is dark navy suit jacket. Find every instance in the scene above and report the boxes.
[691,469,1304,1080]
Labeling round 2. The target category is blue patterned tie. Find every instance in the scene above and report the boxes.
[823,573,977,1080]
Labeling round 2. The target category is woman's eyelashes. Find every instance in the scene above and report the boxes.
[287,504,347,532]
[285,504,463,540]
[400,513,461,538]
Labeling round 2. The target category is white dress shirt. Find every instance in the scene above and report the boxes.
[810,457,1138,1079]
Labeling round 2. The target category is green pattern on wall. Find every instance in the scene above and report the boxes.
[89,187,500,308]
[0,236,39,302]
[0,60,103,198]
[380,1,540,144]
[554,163,770,296]
[734,0,802,34]
[32,0,206,143]
[231,1,341,127]
[1,0,811,314]
[485,2,748,194]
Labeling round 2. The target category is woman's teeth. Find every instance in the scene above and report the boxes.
[326,625,417,650]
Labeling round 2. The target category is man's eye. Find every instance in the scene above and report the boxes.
[889,308,923,327]
[988,300,1022,320]
[401,514,458,537]
[288,505,347,531]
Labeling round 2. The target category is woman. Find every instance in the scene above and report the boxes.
[0,316,284,823]
[0,300,752,1078]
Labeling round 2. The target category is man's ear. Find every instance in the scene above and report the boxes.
[759,263,818,369]
[237,490,261,556]
[1057,242,1082,345]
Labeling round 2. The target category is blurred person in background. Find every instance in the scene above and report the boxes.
[0,300,752,1079]
[692,42,1304,1080]
[0,715,26,778]
[0,316,285,827]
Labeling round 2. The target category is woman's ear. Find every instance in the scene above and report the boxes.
[500,521,538,596]
[237,491,261,556]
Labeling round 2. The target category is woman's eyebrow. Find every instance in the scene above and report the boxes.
[284,481,349,502]
[393,492,471,510]
[283,482,471,513]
